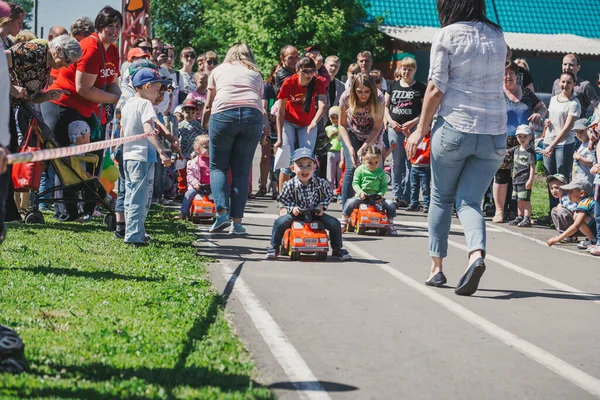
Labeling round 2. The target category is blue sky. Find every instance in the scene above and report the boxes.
[36,0,121,39]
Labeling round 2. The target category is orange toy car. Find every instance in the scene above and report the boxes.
[347,194,390,235]
[281,209,329,261]
[189,184,216,224]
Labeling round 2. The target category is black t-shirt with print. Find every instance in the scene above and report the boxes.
[386,80,427,124]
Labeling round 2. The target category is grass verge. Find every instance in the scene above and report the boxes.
[531,176,550,219]
[0,207,272,399]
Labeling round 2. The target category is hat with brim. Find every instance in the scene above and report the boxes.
[291,147,316,163]
[181,99,198,110]
[515,124,531,135]
[572,118,589,131]
[127,47,151,62]
[131,67,171,88]
[560,179,592,196]
[545,173,567,185]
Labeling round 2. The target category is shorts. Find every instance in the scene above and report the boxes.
[512,184,531,201]
[494,168,511,185]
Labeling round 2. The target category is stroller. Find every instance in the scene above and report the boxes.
[20,105,116,230]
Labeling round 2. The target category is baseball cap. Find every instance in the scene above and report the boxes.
[328,106,340,118]
[572,118,589,131]
[515,125,531,135]
[174,105,183,114]
[128,59,157,79]
[68,120,91,144]
[127,47,151,62]
[291,148,316,163]
[545,173,567,185]
[181,99,198,110]
[131,67,171,88]
[560,179,593,196]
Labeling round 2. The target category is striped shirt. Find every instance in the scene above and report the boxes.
[429,22,507,135]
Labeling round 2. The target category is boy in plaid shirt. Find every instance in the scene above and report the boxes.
[266,148,351,260]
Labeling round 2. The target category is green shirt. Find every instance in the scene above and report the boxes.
[325,125,342,151]
[352,164,387,197]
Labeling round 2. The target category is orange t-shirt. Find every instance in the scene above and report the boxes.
[49,32,120,123]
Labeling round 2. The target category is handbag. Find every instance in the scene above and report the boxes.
[12,119,43,192]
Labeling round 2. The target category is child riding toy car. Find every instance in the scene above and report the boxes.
[189,184,216,224]
[281,208,330,261]
[347,194,392,236]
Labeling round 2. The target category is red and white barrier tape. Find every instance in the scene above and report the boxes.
[7,132,156,165]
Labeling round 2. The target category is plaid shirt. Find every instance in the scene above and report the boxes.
[279,176,333,214]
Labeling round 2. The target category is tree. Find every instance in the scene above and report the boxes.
[150,0,385,74]
[11,0,33,30]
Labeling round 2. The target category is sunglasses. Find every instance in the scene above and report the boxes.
[301,69,316,75]
[206,60,217,65]
[183,53,196,59]
[138,46,151,52]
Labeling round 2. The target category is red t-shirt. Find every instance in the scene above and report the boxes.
[50,33,120,123]
[277,74,327,127]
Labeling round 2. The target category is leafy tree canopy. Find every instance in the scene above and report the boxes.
[150,0,386,75]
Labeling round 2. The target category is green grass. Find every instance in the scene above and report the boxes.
[530,160,550,219]
[0,208,273,400]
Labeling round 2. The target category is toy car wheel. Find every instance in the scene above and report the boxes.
[386,170,392,186]
[347,223,355,233]
[290,251,300,261]
[356,223,365,235]
[24,211,44,224]
[316,252,327,261]
[103,213,116,231]
[378,228,387,236]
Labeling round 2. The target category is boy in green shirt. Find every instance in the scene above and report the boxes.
[326,106,343,191]
[341,146,397,234]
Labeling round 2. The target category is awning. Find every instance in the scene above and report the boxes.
[380,25,600,56]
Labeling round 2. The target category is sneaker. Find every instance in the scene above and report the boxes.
[395,198,408,208]
[588,245,600,256]
[405,204,420,212]
[229,222,247,235]
[331,248,351,261]
[508,216,524,226]
[577,239,597,250]
[420,206,429,214]
[209,213,231,233]
[265,246,279,259]
[143,234,154,243]
[517,218,532,228]
[114,230,125,239]
[75,214,93,223]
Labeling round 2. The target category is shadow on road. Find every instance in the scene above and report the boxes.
[474,288,600,301]
[269,380,359,392]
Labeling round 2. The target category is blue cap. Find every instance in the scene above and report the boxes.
[131,67,170,88]
[291,148,316,163]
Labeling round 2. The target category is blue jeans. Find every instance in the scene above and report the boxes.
[153,160,167,200]
[543,142,576,210]
[180,187,208,215]
[209,107,262,219]
[388,127,411,202]
[38,165,56,208]
[270,213,343,250]
[409,166,431,208]
[114,150,125,213]
[341,133,364,208]
[123,160,155,243]
[342,197,397,218]
[281,120,314,176]
[429,118,505,258]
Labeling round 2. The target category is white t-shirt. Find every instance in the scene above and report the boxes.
[121,96,157,162]
[572,142,596,183]
[545,95,581,146]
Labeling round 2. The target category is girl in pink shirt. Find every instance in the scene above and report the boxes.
[177,135,210,218]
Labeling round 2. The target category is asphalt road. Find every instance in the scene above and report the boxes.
[195,189,600,400]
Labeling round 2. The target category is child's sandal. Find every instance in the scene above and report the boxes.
[387,225,398,236]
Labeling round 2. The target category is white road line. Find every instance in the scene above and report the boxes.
[221,264,331,400]
[486,221,593,258]
[343,241,600,398]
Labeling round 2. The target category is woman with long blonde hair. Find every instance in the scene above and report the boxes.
[338,72,385,206]
[202,43,269,234]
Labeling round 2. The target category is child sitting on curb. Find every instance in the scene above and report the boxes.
[176,135,210,220]
[266,148,351,260]
[547,173,578,241]
[546,179,596,249]
[340,146,397,235]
